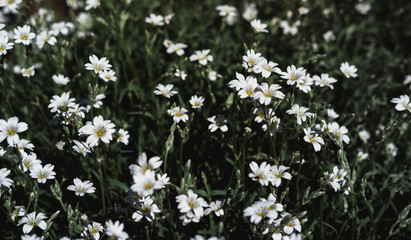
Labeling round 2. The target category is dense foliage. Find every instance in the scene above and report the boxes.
[0,0,410,239]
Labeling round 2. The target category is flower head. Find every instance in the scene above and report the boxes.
[189,49,213,65]
[0,116,28,145]
[85,55,112,74]
[78,115,116,147]
[14,25,36,45]
[340,62,358,78]
[154,84,178,98]
[67,178,96,197]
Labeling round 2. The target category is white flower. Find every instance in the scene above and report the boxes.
[145,13,164,26]
[154,83,178,98]
[189,49,213,65]
[30,164,56,184]
[250,19,268,33]
[167,106,189,123]
[313,73,337,89]
[244,201,276,224]
[327,166,347,192]
[117,129,129,145]
[18,212,47,234]
[36,31,56,49]
[189,95,205,109]
[175,69,187,80]
[10,205,25,221]
[50,22,74,36]
[66,0,83,9]
[55,140,65,150]
[132,196,161,222]
[129,152,162,176]
[72,140,91,157]
[176,189,208,221]
[327,108,339,119]
[248,161,273,186]
[286,104,312,125]
[208,115,228,132]
[15,139,34,153]
[78,115,116,147]
[209,70,222,81]
[253,107,274,123]
[82,222,103,240]
[91,93,106,109]
[280,65,306,85]
[0,0,22,14]
[328,122,350,144]
[279,20,301,35]
[303,128,324,152]
[48,92,76,113]
[358,130,370,143]
[156,173,170,188]
[355,3,372,15]
[0,116,28,145]
[164,13,174,24]
[67,178,96,196]
[85,0,100,11]
[242,3,258,21]
[323,30,336,42]
[271,165,292,187]
[254,59,280,78]
[340,62,358,78]
[296,73,314,93]
[99,70,117,82]
[21,66,35,78]
[262,116,281,136]
[403,75,411,85]
[254,82,285,105]
[391,95,411,112]
[204,200,224,217]
[131,170,162,196]
[14,25,35,45]
[0,34,14,55]
[216,5,237,17]
[52,74,70,85]
[105,220,129,240]
[237,76,259,99]
[84,55,112,74]
[242,49,263,72]
[357,150,369,162]
[0,168,13,188]
[167,43,187,56]
[20,152,41,172]
[386,142,398,157]
[283,216,301,234]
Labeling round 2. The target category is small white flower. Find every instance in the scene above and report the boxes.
[85,0,100,11]
[154,83,178,98]
[17,212,47,234]
[176,189,208,222]
[250,19,268,33]
[36,31,57,49]
[271,165,292,187]
[167,43,187,56]
[30,164,56,184]
[14,25,36,45]
[15,139,34,153]
[327,108,339,120]
[340,62,358,78]
[21,66,35,78]
[280,65,306,85]
[0,34,14,55]
[248,161,273,186]
[286,104,312,125]
[253,82,285,105]
[328,122,350,144]
[189,95,205,109]
[204,200,224,217]
[84,55,112,74]
[132,196,161,222]
[391,95,411,112]
[313,73,337,89]
[189,49,213,65]
[209,70,222,81]
[99,70,117,82]
[175,69,187,80]
[52,74,70,85]
[131,170,162,196]
[78,115,116,147]
[242,49,263,72]
[283,216,302,234]
[303,128,324,152]
[129,152,162,176]
[82,222,104,240]
[279,20,301,35]
[105,220,129,240]
[208,115,228,132]
[48,92,76,113]
[237,76,259,99]
[0,0,22,14]
[323,30,336,42]
[254,58,280,78]
[67,178,96,196]
[358,130,370,143]
[55,140,65,150]
[72,140,91,157]
[145,13,164,26]
[167,106,189,123]
[242,3,258,21]
[20,152,41,172]
[0,116,28,145]
[0,168,13,188]
[355,3,372,15]
[117,129,129,145]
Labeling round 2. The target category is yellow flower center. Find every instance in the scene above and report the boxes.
[198,55,207,60]
[0,47,4,51]
[91,226,98,234]
[249,60,255,66]
[25,70,31,75]
[290,76,297,81]
[141,207,149,213]
[335,132,341,137]
[22,35,28,40]
[7,129,16,136]
[39,173,46,179]
[263,66,271,72]
[268,205,275,210]
[188,201,195,208]
[259,113,264,118]
[95,128,105,137]
[194,102,200,106]
[287,222,294,227]
[8,0,14,4]
[24,162,30,169]
[257,211,265,217]
[275,173,281,178]
[144,183,152,190]
[264,92,272,98]
[246,89,253,96]
[175,112,182,117]
[309,137,315,143]
[44,37,49,42]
